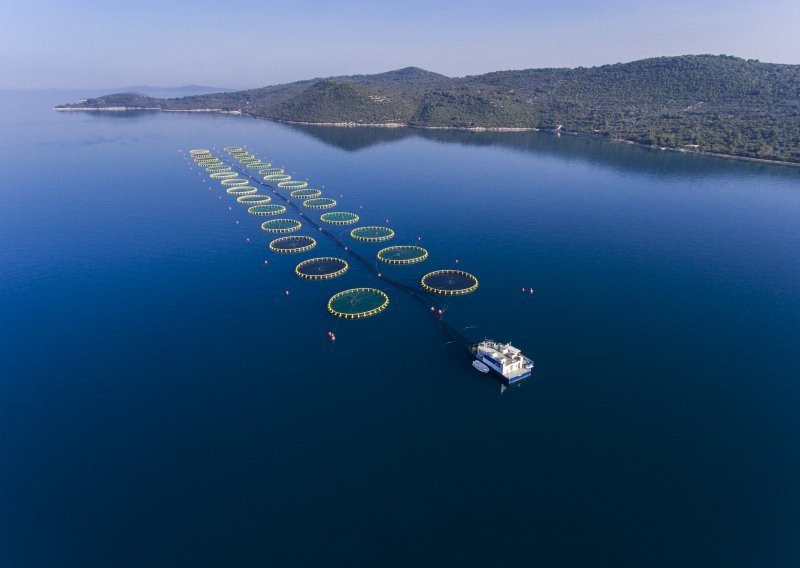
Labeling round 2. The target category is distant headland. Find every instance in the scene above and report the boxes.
[55,55,800,165]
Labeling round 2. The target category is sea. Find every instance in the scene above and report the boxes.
[1,90,799,567]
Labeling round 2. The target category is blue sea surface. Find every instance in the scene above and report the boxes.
[1,91,800,567]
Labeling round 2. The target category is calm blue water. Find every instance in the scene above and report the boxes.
[2,91,800,567]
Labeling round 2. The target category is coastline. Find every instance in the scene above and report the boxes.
[52,106,798,167]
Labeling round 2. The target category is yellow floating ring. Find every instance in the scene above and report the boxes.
[248,204,287,216]
[320,211,359,225]
[264,174,292,182]
[261,218,302,233]
[290,189,322,198]
[295,257,349,280]
[350,226,395,242]
[377,245,429,265]
[303,197,336,209]
[221,179,249,187]
[236,194,271,205]
[210,172,238,179]
[269,235,317,254]
[421,270,479,295]
[278,180,308,190]
[227,187,258,195]
[327,288,389,319]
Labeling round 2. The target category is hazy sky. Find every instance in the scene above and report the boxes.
[1,0,798,89]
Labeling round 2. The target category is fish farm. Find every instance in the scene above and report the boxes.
[183,144,510,380]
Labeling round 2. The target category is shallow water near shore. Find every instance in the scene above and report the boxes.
[2,90,800,567]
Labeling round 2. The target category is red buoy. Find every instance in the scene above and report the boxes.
[521,287,526,293]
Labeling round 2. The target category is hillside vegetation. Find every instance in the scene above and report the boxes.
[58,56,800,163]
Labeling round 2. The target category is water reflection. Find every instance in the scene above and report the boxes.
[283,122,799,179]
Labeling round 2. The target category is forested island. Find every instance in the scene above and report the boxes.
[56,55,800,164]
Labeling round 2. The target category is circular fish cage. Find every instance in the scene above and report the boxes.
[259,167,284,176]
[248,204,287,216]
[197,159,221,166]
[377,245,429,265]
[236,194,271,205]
[264,174,292,182]
[350,226,395,243]
[206,166,231,173]
[303,197,336,209]
[221,179,249,187]
[295,257,349,280]
[190,149,211,155]
[210,172,238,179]
[261,218,302,233]
[290,188,322,198]
[246,161,268,169]
[421,270,479,295]
[227,186,258,195]
[320,211,359,225]
[278,180,308,190]
[269,235,317,254]
[328,288,389,319]
[223,146,242,152]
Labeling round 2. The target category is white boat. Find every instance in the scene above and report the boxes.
[472,339,534,384]
[472,360,490,373]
